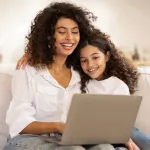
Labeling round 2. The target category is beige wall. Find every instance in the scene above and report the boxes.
[0,0,150,64]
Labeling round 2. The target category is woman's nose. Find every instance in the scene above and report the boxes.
[66,32,73,40]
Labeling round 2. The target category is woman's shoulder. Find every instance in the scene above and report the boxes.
[13,64,37,79]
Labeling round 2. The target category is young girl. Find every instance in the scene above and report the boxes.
[74,30,138,95]
[74,30,150,150]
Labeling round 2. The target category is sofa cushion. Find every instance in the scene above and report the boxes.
[135,67,150,135]
[0,64,15,75]
[0,73,12,149]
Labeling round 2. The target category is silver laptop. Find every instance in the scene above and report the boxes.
[43,94,142,145]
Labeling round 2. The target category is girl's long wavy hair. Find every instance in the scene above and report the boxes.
[25,2,97,69]
[73,29,139,94]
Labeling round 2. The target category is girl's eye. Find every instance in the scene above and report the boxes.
[80,60,86,63]
[93,57,99,60]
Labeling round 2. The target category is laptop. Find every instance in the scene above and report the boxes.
[43,94,142,145]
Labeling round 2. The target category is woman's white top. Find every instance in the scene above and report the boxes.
[6,65,81,138]
[86,76,130,95]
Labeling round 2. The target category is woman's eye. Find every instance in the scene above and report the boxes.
[58,31,66,34]
[72,31,79,34]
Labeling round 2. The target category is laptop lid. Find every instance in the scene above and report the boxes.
[61,94,142,145]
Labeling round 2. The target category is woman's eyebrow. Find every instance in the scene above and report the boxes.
[56,26,79,30]
[56,26,67,30]
[72,27,79,30]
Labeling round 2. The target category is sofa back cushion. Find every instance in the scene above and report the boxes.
[0,73,12,149]
[135,67,150,134]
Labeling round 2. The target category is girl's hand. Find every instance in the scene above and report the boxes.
[125,138,140,150]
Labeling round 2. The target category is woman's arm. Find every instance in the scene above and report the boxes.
[6,67,65,137]
[20,121,65,134]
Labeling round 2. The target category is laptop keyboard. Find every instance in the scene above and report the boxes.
[49,136,62,142]
[42,132,62,142]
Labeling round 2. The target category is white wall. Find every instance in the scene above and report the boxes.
[0,0,150,64]
[105,0,150,60]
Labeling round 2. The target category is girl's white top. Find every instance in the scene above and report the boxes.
[86,76,129,95]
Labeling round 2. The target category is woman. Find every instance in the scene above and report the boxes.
[4,2,114,150]
[14,27,142,150]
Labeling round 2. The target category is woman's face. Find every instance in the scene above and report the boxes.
[54,18,80,57]
[80,45,110,80]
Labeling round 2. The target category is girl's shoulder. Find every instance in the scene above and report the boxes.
[105,76,127,86]
[89,76,126,86]
[87,76,129,94]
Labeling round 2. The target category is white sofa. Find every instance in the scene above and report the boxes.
[0,65,150,149]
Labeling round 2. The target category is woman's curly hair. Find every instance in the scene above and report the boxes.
[25,2,97,69]
[73,29,139,94]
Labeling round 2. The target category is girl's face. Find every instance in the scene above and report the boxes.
[54,18,80,57]
[80,45,110,80]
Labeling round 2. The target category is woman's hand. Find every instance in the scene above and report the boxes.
[125,138,140,150]
[56,122,65,134]
[16,54,29,70]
